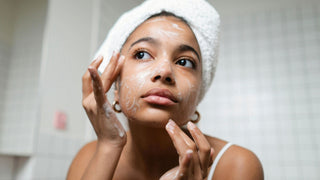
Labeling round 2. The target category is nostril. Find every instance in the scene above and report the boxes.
[165,77,172,82]
[152,75,174,84]
[154,75,161,80]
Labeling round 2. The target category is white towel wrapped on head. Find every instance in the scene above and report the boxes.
[94,0,220,101]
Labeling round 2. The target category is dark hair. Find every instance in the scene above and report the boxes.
[147,10,190,26]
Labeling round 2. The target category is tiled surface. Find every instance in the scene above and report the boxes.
[0,133,84,180]
[199,3,320,180]
[0,0,46,155]
[0,0,88,178]
[31,132,84,179]
[0,43,10,140]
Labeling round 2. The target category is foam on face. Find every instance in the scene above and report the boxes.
[172,23,184,31]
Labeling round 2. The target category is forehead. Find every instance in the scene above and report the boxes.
[123,16,201,54]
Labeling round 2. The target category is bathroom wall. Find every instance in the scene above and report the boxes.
[0,0,47,179]
[199,0,320,179]
[0,0,95,179]
[0,0,13,127]
[0,1,15,179]
[26,0,95,179]
[0,0,47,155]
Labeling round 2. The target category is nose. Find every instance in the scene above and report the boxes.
[151,59,175,85]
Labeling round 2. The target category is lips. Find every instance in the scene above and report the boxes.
[141,88,178,106]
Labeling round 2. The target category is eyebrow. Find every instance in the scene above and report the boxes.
[129,37,158,51]
[177,44,201,62]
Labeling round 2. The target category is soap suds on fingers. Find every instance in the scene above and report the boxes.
[103,102,125,138]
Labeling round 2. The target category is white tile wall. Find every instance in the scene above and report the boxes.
[28,0,95,178]
[0,0,47,155]
[198,2,320,180]
[0,43,10,146]
[0,0,13,156]
[31,133,84,179]
[0,0,94,178]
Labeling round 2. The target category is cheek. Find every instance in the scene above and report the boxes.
[118,64,154,116]
[176,74,201,117]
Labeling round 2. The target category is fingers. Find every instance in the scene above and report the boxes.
[82,56,103,99]
[166,120,193,155]
[88,67,106,107]
[176,150,193,179]
[187,121,212,178]
[100,52,125,93]
[165,120,203,178]
[166,119,214,179]
[82,51,125,100]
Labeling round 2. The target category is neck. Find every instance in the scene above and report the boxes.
[123,121,179,177]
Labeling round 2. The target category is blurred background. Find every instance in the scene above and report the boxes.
[0,0,319,179]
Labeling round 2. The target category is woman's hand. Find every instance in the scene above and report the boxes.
[160,120,214,180]
[82,52,126,148]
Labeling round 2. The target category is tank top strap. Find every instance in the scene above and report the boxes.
[207,142,233,179]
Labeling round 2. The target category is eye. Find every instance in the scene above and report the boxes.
[134,51,151,60]
[176,59,195,68]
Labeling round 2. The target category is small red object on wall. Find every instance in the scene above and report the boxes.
[54,111,67,130]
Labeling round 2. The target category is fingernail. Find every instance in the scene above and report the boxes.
[112,50,119,57]
[187,121,196,130]
[210,147,214,155]
[88,66,94,72]
[166,119,175,134]
[186,149,193,157]
[98,55,104,62]
[119,55,125,62]
[93,55,102,63]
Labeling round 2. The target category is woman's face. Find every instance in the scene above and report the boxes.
[116,16,202,127]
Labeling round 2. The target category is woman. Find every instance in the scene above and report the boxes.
[67,0,264,179]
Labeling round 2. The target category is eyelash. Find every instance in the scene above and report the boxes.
[176,58,196,69]
[132,48,153,60]
[131,48,197,69]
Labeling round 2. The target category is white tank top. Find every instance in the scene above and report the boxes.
[207,142,233,180]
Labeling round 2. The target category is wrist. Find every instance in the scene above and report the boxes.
[96,140,126,154]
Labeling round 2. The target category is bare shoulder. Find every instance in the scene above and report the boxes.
[66,140,97,180]
[205,136,264,180]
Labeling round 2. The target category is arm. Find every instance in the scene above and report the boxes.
[67,53,126,180]
[80,142,124,180]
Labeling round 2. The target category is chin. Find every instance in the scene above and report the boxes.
[124,107,184,128]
